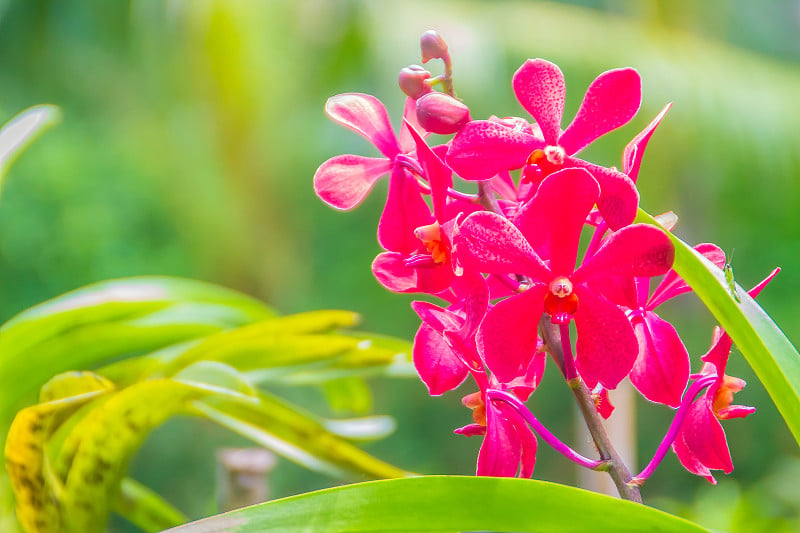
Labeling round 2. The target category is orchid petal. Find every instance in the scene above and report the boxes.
[454,423,485,437]
[371,252,419,293]
[406,119,452,222]
[478,285,547,384]
[397,97,423,153]
[313,155,392,210]
[477,401,523,477]
[630,312,690,407]
[559,68,641,156]
[515,168,599,276]
[411,301,464,333]
[569,159,639,230]
[680,400,734,473]
[623,103,671,181]
[413,322,469,396]
[700,326,733,376]
[325,93,400,158]
[512,59,565,145]
[648,243,725,309]
[673,428,717,484]
[516,418,538,478]
[575,224,674,283]
[454,211,552,283]
[574,286,638,389]
[377,166,432,254]
[450,269,490,337]
[447,120,541,180]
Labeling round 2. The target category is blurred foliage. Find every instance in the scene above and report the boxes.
[2,277,411,532]
[0,0,798,531]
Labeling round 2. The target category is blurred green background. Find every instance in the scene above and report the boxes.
[1,0,799,531]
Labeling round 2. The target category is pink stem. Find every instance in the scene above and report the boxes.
[447,187,479,203]
[487,389,606,470]
[630,375,717,485]
[559,323,578,381]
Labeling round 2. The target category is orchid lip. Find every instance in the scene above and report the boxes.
[404,254,437,268]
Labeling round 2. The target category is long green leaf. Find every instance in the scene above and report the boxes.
[113,478,188,533]
[0,105,60,185]
[165,476,709,532]
[636,209,800,446]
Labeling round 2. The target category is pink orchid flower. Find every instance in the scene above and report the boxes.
[447,59,642,229]
[673,268,778,483]
[454,167,674,388]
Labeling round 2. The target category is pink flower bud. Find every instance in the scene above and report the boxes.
[398,65,432,99]
[415,92,471,135]
[420,30,448,63]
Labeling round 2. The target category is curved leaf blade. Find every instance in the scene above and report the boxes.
[636,209,800,446]
[0,105,60,184]
[165,476,709,532]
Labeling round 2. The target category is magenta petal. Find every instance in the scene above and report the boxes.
[313,155,393,210]
[455,423,486,437]
[623,103,671,181]
[574,287,638,389]
[673,428,717,484]
[559,68,641,156]
[648,243,725,309]
[413,322,469,395]
[377,166,433,254]
[516,418,538,478]
[512,59,565,145]
[569,159,639,230]
[454,211,552,282]
[397,97,423,154]
[406,120,452,222]
[681,400,734,473]
[516,168,599,276]
[372,252,419,293]
[325,93,400,159]
[450,270,490,337]
[411,300,464,333]
[447,120,541,180]
[477,286,547,384]
[477,401,522,477]
[630,313,690,407]
[575,224,674,283]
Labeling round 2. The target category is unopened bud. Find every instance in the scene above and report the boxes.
[398,65,432,99]
[415,92,470,135]
[420,30,448,63]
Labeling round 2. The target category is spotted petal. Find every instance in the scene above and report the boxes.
[512,59,565,146]
[447,120,541,180]
[325,93,400,159]
[559,68,641,156]
[569,159,639,230]
[313,154,392,210]
[575,224,674,283]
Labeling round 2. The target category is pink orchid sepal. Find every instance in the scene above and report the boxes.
[454,167,674,388]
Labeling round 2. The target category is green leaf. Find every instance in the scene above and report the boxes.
[113,478,188,533]
[321,377,372,415]
[164,476,710,533]
[636,209,800,447]
[192,390,410,480]
[0,105,60,185]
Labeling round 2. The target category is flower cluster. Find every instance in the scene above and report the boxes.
[314,31,765,487]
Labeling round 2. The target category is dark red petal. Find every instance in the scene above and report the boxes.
[559,68,641,156]
[413,322,469,396]
[512,59,565,146]
[326,93,400,158]
[447,120,541,180]
[574,224,674,283]
[574,287,638,389]
[478,286,547,384]
[630,312,690,408]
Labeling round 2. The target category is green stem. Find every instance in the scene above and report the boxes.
[538,318,642,503]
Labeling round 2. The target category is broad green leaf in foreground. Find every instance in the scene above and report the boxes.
[165,476,710,533]
[636,209,800,446]
[0,105,61,185]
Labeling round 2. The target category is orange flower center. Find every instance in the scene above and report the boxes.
[544,276,579,324]
[415,222,449,264]
[462,391,487,426]
[712,375,746,419]
[522,145,566,183]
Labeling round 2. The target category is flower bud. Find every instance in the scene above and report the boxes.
[398,65,432,99]
[420,30,448,63]
[415,92,471,135]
